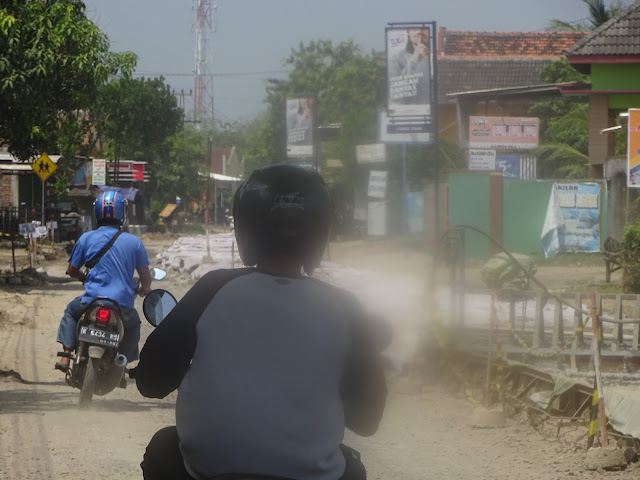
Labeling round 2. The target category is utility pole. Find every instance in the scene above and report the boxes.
[173,89,194,124]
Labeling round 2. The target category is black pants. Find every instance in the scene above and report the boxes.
[141,426,367,480]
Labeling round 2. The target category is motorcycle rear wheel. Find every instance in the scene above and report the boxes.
[78,358,99,408]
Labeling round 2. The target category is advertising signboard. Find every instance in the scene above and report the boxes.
[92,159,106,186]
[406,192,424,233]
[628,109,640,187]
[379,111,431,144]
[367,171,388,199]
[541,182,601,257]
[356,144,386,164]
[468,149,497,170]
[368,201,387,236]
[469,116,539,150]
[384,22,435,144]
[386,26,432,117]
[286,97,314,158]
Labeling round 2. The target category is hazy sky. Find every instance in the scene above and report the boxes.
[82,0,627,123]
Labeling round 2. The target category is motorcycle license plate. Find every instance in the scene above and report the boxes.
[78,326,120,348]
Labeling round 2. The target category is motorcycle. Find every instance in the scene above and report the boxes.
[58,267,167,408]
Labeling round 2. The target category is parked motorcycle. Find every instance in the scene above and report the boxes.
[58,267,167,408]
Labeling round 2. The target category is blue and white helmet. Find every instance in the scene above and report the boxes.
[94,191,127,225]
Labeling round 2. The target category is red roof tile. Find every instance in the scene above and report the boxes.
[440,28,589,58]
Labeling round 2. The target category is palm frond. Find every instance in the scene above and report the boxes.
[537,143,588,164]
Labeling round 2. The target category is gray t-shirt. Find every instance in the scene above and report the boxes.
[136,268,386,480]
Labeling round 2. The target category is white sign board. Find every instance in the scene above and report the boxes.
[93,159,106,186]
[356,144,386,164]
[379,111,431,144]
[468,149,497,170]
[367,201,387,236]
[368,170,388,199]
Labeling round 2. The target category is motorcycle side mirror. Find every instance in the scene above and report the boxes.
[150,268,167,281]
[143,289,177,327]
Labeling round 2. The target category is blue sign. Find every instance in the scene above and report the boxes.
[496,155,519,179]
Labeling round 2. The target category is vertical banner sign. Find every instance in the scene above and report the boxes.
[92,159,106,186]
[286,97,315,159]
[386,26,431,117]
[383,22,434,144]
[628,109,640,187]
[541,182,602,257]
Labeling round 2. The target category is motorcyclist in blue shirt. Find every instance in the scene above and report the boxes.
[55,190,151,372]
[136,164,388,480]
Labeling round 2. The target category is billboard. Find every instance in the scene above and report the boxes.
[469,116,539,150]
[628,109,640,187]
[386,26,432,117]
[286,97,314,158]
[541,182,601,257]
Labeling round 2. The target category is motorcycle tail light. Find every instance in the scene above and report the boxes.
[95,307,111,324]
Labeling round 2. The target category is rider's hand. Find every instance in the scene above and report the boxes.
[138,286,151,298]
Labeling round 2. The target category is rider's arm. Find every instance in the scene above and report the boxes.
[66,264,86,283]
[66,234,88,282]
[135,240,152,297]
[137,266,152,297]
[136,268,254,399]
[340,296,388,437]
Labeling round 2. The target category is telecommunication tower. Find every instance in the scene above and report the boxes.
[194,0,217,124]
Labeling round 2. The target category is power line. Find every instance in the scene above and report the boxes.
[131,69,289,78]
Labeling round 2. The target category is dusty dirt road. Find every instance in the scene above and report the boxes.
[0,238,634,479]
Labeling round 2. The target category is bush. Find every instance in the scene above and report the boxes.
[620,221,640,292]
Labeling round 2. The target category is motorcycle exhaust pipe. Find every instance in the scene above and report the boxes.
[114,354,128,368]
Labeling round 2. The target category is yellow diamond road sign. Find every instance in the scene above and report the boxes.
[31,153,58,182]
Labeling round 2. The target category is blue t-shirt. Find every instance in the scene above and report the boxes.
[69,226,150,309]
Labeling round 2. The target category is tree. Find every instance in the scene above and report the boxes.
[549,0,627,31]
[530,58,625,178]
[153,125,207,208]
[89,76,184,211]
[0,0,136,160]
[92,77,183,161]
[262,40,386,180]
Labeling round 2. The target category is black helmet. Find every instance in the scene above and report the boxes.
[233,163,331,275]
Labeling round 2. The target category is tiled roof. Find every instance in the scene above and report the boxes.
[566,1,640,56]
[438,58,554,103]
[440,29,588,57]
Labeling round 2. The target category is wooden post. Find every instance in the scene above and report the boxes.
[590,291,608,446]
[484,292,496,408]
[533,292,545,349]
[10,229,17,274]
[552,297,564,349]
[633,296,640,351]
[612,294,623,351]
[509,296,516,330]
[572,294,584,371]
